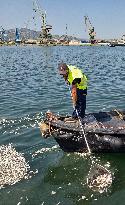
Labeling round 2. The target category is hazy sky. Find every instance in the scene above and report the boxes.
[0,0,125,39]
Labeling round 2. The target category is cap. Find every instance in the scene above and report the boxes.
[58,63,68,75]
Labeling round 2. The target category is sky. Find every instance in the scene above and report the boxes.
[0,0,125,39]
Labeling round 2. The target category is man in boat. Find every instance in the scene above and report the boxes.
[58,63,88,119]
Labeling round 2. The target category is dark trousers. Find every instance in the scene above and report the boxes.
[72,89,87,119]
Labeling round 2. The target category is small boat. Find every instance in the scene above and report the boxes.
[108,43,115,47]
[39,109,125,153]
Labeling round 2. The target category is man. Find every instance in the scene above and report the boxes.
[58,63,88,119]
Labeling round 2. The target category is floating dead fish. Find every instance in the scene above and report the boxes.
[87,162,113,193]
[0,144,30,189]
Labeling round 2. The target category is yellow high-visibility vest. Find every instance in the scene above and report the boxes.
[67,65,88,90]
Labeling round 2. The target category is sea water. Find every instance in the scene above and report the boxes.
[0,45,125,205]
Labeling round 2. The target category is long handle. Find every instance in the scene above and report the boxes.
[69,86,91,154]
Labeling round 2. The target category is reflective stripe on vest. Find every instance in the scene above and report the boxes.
[67,65,87,90]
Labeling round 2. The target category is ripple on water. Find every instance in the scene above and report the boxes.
[0,46,125,204]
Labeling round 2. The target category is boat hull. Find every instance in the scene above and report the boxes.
[54,132,125,153]
[39,110,125,153]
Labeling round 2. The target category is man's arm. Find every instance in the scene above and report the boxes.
[71,84,77,106]
[71,78,81,105]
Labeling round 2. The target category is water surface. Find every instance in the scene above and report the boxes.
[0,45,125,205]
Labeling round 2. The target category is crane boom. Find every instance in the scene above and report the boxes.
[33,0,52,41]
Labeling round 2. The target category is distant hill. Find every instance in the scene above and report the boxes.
[1,28,87,42]
[3,28,41,41]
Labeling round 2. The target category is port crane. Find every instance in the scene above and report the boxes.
[15,28,21,43]
[0,26,6,42]
[33,0,52,41]
[84,15,96,44]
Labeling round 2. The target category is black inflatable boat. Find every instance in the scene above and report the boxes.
[39,109,125,153]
